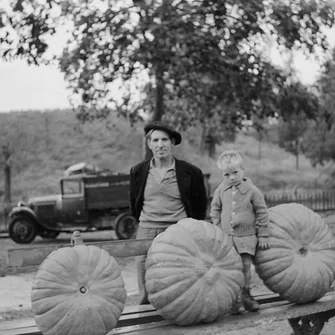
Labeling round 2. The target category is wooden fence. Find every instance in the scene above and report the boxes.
[264,189,335,212]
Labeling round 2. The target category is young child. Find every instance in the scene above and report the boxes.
[210,150,270,314]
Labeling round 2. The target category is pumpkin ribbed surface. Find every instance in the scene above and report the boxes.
[145,218,244,325]
[31,245,127,335]
[254,203,335,304]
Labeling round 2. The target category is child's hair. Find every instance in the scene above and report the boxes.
[217,150,244,171]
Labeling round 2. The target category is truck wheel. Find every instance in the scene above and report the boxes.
[39,229,60,239]
[115,213,138,240]
[9,215,37,244]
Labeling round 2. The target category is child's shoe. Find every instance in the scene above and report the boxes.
[242,287,260,312]
[230,294,246,315]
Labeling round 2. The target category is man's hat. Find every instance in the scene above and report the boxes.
[144,121,182,145]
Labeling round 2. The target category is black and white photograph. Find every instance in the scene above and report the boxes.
[1,0,335,334]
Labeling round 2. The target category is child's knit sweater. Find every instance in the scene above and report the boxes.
[210,178,269,237]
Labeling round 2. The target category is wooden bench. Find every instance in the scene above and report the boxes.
[3,237,335,335]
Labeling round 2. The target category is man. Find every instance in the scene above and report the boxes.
[129,121,208,304]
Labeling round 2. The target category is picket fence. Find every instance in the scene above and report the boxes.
[264,189,335,212]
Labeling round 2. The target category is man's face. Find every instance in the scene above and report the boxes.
[147,130,174,160]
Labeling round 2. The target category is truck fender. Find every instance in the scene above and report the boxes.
[9,206,37,221]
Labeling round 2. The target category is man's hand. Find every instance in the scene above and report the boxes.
[258,236,270,250]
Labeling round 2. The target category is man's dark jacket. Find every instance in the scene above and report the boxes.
[129,158,208,221]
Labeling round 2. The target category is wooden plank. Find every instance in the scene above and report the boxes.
[0,318,39,335]
[123,288,332,315]
[0,299,291,335]
[122,304,155,315]
[117,292,289,328]
[0,292,287,334]
[0,307,158,335]
[2,292,335,335]
[116,299,292,329]
[108,291,335,335]
[123,291,285,315]
[0,293,284,331]
[121,291,284,316]
[0,318,36,331]
[6,239,153,268]
[1,328,40,335]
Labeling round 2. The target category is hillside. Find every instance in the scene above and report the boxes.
[0,109,333,203]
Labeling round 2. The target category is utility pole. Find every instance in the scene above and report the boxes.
[2,143,12,211]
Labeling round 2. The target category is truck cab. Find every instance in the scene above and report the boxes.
[60,177,87,226]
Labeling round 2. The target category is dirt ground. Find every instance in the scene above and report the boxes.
[1,215,335,334]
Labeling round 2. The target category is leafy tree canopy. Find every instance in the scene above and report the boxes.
[303,48,335,166]
[1,0,334,136]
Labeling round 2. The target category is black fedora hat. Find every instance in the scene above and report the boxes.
[144,121,182,145]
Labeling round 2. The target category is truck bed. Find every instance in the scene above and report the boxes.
[84,174,130,210]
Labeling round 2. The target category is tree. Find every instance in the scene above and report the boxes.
[1,0,334,158]
[0,115,38,209]
[251,113,268,160]
[276,81,319,169]
[303,48,335,167]
[277,116,307,170]
[303,119,335,168]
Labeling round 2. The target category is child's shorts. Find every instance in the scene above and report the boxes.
[231,234,258,256]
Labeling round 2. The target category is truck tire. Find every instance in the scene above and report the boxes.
[9,215,38,244]
[115,213,138,240]
[39,229,60,239]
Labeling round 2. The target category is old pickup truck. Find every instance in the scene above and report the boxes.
[8,172,137,244]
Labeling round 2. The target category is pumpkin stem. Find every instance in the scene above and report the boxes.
[298,247,308,256]
[71,231,83,245]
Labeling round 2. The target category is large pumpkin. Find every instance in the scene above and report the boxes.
[254,203,335,304]
[145,218,244,325]
[31,245,127,335]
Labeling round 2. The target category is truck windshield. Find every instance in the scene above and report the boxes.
[62,180,82,195]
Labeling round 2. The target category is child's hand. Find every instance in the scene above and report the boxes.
[258,237,270,250]
[231,221,240,228]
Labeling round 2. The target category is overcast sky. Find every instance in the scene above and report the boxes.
[1,20,335,113]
